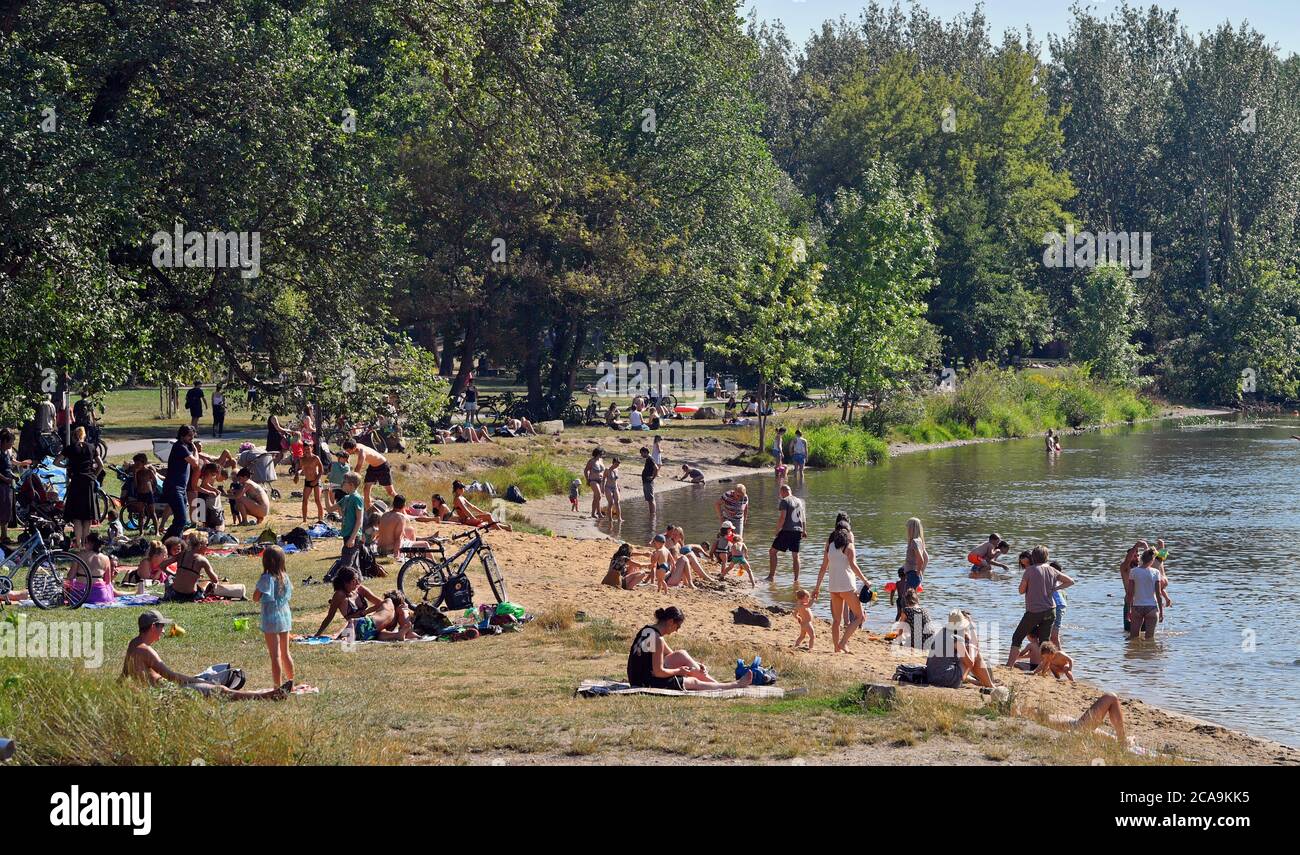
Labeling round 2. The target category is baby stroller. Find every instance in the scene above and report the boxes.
[236,446,281,501]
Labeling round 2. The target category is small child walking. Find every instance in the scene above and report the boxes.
[253,545,295,692]
[569,478,581,513]
[794,588,815,650]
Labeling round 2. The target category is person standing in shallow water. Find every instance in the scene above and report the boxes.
[898,517,928,616]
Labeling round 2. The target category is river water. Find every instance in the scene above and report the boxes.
[614,416,1300,747]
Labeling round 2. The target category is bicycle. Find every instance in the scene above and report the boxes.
[0,520,92,609]
[396,528,508,609]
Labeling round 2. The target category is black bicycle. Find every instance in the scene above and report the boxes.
[396,528,508,609]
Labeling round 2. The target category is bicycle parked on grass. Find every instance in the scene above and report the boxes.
[396,528,508,610]
[0,519,92,609]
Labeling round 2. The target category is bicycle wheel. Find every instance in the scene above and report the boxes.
[397,556,449,606]
[480,548,509,603]
[92,487,112,523]
[95,438,109,460]
[27,550,91,609]
[476,405,500,428]
[660,393,677,411]
[561,403,583,424]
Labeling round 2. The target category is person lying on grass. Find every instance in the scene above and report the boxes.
[627,606,754,692]
[120,610,285,700]
[314,567,382,637]
[341,591,418,642]
[450,480,512,531]
[1039,693,1127,746]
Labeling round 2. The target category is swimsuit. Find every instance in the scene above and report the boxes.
[354,616,378,642]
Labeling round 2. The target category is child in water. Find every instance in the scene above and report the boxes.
[793,589,815,650]
[727,535,755,586]
[967,534,1010,577]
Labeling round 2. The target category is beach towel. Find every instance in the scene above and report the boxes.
[291,684,320,695]
[12,593,161,609]
[575,678,787,700]
[291,634,439,646]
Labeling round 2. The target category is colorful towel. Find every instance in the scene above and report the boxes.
[13,593,160,609]
[575,678,787,699]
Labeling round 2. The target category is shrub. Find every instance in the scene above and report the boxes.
[801,421,888,466]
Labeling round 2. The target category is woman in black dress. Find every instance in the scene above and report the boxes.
[266,414,289,465]
[58,425,101,549]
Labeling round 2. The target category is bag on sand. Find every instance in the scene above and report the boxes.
[732,606,771,628]
[734,656,777,686]
[893,664,927,685]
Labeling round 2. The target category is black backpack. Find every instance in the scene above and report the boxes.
[504,485,526,504]
[443,574,475,610]
[893,664,927,685]
[282,527,313,551]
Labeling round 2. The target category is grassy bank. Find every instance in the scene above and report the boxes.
[0,587,1151,766]
[888,365,1156,445]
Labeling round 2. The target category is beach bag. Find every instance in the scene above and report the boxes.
[443,574,474,610]
[732,606,771,628]
[210,582,246,600]
[734,656,777,686]
[256,527,278,544]
[504,485,526,504]
[495,602,526,620]
[412,603,451,636]
[195,663,246,690]
[859,580,875,604]
[893,664,927,685]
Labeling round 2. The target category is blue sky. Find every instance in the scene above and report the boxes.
[744,1,1300,57]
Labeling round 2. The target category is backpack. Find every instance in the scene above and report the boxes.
[195,663,246,690]
[256,527,278,544]
[504,485,526,504]
[412,603,451,636]
[442,574,474,610]
[732,606,771,628]
[893,664,928,685]
[734,656,777,686]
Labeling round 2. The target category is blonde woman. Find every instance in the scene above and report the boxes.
[56,425,101,549]
[900,517,928,616]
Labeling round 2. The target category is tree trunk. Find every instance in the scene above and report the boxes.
[757,378,768,452]
[450,313,479,397]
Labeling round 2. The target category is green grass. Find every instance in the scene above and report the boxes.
[891,364,1157,443]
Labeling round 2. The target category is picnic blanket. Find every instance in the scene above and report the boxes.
[12,593,160,609]
[575,678,788,700]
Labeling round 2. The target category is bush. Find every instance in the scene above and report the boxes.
[801,421,888,466]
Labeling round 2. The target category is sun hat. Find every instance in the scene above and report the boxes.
[720,520,735,529]
[946,609,970,632]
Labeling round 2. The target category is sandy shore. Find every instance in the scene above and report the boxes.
[505,403,1299,764]
[479,526,1298,765]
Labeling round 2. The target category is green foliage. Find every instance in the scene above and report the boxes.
[798,420,889,467]
[1068,266,1148,387]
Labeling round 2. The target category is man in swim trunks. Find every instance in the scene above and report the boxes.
[121,610,285,699]
[341,438,397,510]
[375,495,433,557]
[345,591,417,642]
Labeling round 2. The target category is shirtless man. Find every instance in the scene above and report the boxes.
[375,495,433,557]
[298,443,324,522]
[120,610,284,699]
[341,438,397,509]
[450,480,512,531]
[231,468,269,525]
